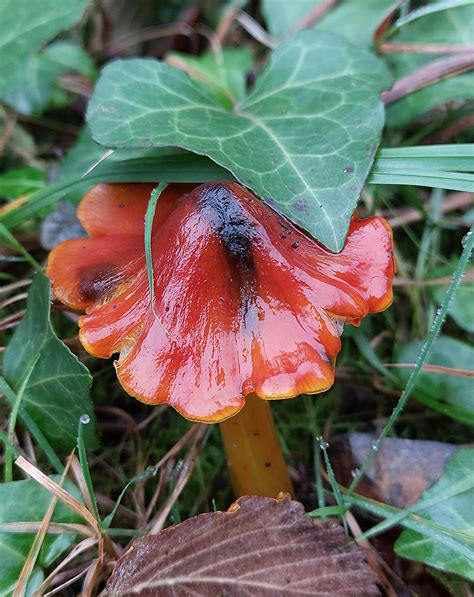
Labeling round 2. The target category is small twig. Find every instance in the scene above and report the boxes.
[382,52,474,105]
[385,363,474,377]
[387,191,473,229]
[144,462,172,525]
[14,454,73,596]
[151,424,203,473]
[148,425,207,533]
[43,565,91,597]
[380,42,474,54]
[0,522,93,535]
[15,456,101,536]
[216,3,241,43]
[166,55,237,104]
[0,292,27,309]
[0,278,31,294]
[144,424,203,523]
[81,558,102,597]
[133,405,167,432]
[394,269,474,287]
[236,12,277,49]
[57,74,94,98]
[423,113,474,144]
[344,510,398,597]
[98,23,193,55]
[296,0,339,30]
[193,23,223,62]
[0,309,26,331]
[101,22,222,58]
[0,108,18,155]
[70,454,98,518]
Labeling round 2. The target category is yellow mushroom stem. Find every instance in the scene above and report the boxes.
[219,396,295,498]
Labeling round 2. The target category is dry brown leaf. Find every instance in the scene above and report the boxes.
[104,494,379,596]
[381,52,474,105]
[331,434,457,508]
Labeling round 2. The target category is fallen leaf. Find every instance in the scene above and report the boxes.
[331,433,457,508]
[105,494,380,595]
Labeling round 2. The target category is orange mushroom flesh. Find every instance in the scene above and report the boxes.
[47,181,394,497]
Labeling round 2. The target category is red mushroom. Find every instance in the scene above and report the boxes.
[47,181,394,496]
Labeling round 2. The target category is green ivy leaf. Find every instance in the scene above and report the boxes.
[261,0,315,37]
[0,476,83,595]
[395,448,474,581]
[430,264,474,333]
[0,0,90,99]
[395,335,474,425]
[261,0,396,45]
[3,273,98,452]
[3,41,97,115]
[87,30,390,251]
[314,0,397,48]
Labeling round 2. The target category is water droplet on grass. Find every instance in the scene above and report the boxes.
[351,468,360,479]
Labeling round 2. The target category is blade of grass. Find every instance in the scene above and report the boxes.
[343,493,474,562]
[1,146,472,230]
[0,153,232,230]
[308,505,347,518]
[390,0,474,34]
[13,453,73,597]
[0,428,19,459]
[101,467,157,531]
[349,226,474,494]
[377,144,474,172]
[406,393,474,425]
[76,416,100,524]
[35,536,98,597]
[368,170,474,192]
[316,436,348,533]
[0,376,63,474]
[15,455,100,537]
[352,331,399,384]
[0,223,42,271]
[144,183,168,317]
[5,354,39,482]
[356,470,473,542]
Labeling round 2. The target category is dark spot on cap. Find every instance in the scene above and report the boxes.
[78,263,123,302]
[198,183,257,313]
[264,462,272,468]
[118,202,125,208]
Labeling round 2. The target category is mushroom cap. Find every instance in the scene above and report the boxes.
[46,181,395,422]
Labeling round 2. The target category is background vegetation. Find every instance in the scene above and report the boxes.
[0,0,473,594]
